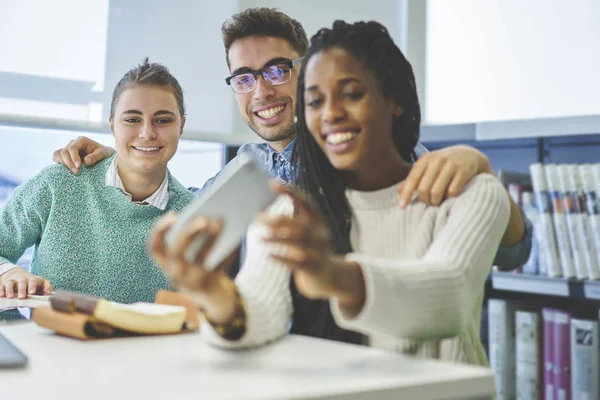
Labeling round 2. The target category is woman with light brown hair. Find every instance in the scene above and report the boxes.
[0,59,194,304]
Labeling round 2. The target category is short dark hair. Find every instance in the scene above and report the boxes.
[110,57,186,119]
[221,8,309,67]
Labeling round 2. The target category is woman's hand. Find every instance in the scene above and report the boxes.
[261,186,366,312]
[0,268,53,299]
[149,212,240,324]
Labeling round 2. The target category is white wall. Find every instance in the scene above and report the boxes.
[104,0,238,139]
[0,0,248,143]
[267,0,403,40]
[425,0,600,125]
[0,0,109,88]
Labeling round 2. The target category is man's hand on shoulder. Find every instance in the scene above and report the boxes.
[52,136,116,174]
[398,145,493,208]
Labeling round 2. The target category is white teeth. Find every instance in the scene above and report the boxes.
[257,105,285,119]
[326,132,357,145]
[133,146,160,152]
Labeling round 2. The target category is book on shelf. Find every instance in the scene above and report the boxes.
[515,310,542,400]
[522,191,540,275]
[545,164,577,279]
[507,183,533,206]
[561,164,600,280]
[572,164,600,280]
[489,299,521,400]
[581,164,600,278]
[506,182,534,274]
[32,290,200,340]
[492,307,600,400]
[570,318,599,399]
[553,310,572,400]
[524,162,600,281]
[542,308,555,400]
[530,163,563,278]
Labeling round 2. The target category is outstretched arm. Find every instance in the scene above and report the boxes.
[148,197,294,349]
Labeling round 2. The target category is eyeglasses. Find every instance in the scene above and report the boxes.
[225,57,304,94]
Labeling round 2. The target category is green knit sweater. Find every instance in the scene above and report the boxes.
[0,157,194,304]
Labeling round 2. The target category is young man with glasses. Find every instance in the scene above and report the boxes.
[51,8,532,272]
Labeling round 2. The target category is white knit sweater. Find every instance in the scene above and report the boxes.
[201,173,510,366]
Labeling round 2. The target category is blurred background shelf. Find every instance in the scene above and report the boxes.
[489,272,600,301]
[491,272,570,297]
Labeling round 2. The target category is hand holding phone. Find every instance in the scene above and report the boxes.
[165,154,276,271]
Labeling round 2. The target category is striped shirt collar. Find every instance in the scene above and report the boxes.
[105,156,169,210]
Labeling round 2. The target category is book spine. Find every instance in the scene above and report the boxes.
[516,310,542,400]
[588,164,600,280]
[507,183,533,206]
[554,310,572,400]
[508,183,525,206]
[530,163,562,277]
[507,183,531,273]
[543,308,555,400]
[522,191,540,275]
[557,165,588,280]
[580,164,600,280]
[571,164,600,280]
[570,319,599,399]
[545,164,576,279]
[489,299,518,400]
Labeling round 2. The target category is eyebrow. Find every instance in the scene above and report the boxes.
[121,109,175,116]
[231,57,292,76]
[154,110,176,116]
[306,77,362,92]
[121,109,142,115]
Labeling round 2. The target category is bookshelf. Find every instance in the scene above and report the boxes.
[491,272,569,297]
[490,272,600,300]
[583,281,600,300]
[422,132,600,399]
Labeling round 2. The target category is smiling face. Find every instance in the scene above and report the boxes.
[303,47,402,173]
[228,36,301,149]
[110,84,184,177]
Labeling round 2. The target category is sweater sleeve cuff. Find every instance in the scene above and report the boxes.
[200,317,251,349]
[329,253,388,336]
[0,262,19,277]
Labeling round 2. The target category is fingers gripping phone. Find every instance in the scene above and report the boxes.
[165,154,277,271]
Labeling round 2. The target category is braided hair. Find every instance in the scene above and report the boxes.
[289,20,421,344]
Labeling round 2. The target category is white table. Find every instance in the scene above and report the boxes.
[0,322,495,400]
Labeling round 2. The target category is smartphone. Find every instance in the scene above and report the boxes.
[0,332,28,369]
[165,153,276,271]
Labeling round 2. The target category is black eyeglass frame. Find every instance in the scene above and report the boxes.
[225,57,304,93]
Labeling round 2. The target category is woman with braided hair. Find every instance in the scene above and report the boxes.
[151,20,510,366]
